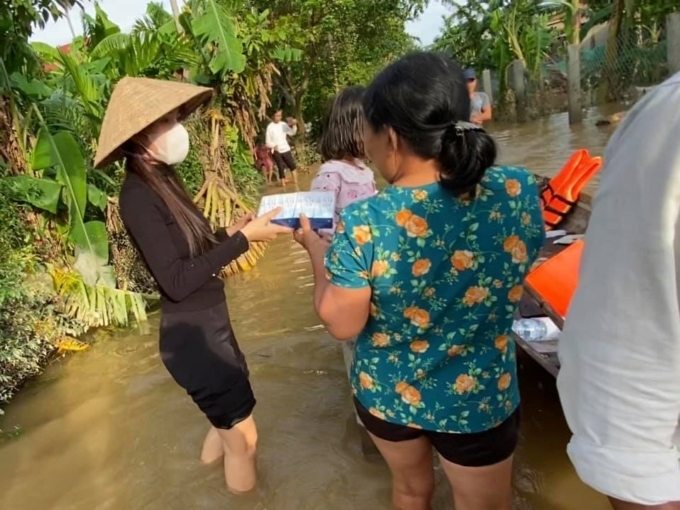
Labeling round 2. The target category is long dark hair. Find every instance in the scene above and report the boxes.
[319,86,366,161]
[362,52,497,195]
[124,141,217,257]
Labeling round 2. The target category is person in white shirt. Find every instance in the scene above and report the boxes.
[265,109,298,186]
[556,72,680,510]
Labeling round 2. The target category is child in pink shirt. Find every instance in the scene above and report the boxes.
[310,86,376,425]
[311,86,377,237]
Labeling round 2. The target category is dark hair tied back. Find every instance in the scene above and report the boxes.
[363,51,497,196]
[438,121,497,195]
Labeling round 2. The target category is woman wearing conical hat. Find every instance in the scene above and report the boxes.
[95,77,290,493]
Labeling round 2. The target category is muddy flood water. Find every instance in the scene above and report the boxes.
[0,107,623,510]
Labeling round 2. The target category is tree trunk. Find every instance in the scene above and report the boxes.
[600,0,625,102]
[0,98,27,175]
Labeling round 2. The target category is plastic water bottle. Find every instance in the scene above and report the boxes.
[512,318,559,342]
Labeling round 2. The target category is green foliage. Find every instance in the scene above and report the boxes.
[250,0,422,126]
[189,0,246,75]
[435,0,556,91]
[0,167,85,408]
[0,1,79,76]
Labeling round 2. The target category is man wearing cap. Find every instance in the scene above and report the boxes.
[463,68,492,125]
[557,71,680,509]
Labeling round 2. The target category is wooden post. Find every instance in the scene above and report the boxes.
[482,69,493,106]
[567,43,583,125]
[511,60,527,122]
[668,12,680,75]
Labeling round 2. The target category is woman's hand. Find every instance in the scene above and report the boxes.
[226,213,254,237]
[293,214,330,252]
[240,207,292,242]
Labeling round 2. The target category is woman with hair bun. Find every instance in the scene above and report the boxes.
[295,52,545,509]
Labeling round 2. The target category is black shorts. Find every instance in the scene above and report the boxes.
[272,150,297,178]
[354,398,520,467]
[159,302,256,429]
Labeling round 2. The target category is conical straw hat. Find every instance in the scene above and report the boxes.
[94,77,213,168]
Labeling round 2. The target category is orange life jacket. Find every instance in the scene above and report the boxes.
[541,151,602,230]
[540,149,588,208]
[525,240,584,319]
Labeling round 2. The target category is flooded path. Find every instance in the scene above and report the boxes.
[0,107,620,510]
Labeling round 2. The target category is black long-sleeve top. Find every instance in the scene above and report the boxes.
[119,172,249,313]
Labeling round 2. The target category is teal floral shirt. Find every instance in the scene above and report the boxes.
[325,166,545,433]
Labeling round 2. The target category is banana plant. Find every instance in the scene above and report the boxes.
[184,0,246,76]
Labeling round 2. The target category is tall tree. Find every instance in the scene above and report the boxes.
[249,0,425,131]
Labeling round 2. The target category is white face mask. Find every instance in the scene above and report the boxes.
[148,123,190,165]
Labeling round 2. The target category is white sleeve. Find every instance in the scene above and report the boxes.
[283,123,297,137]
[265,124,276,150]
[556,73,680,506]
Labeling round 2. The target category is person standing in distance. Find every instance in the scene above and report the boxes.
[266,109,298,186]
[464,69,492,125]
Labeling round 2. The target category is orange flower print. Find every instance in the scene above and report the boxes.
[369,407,386,420]
[371,260,390,278]
[416,369,426,379]
[453,374,478,394]
[403,306,430,329]
[497,373,512,391]
[505,178,521,197]
[494,335,509,353]
[451,250,474,271]
[522,211,531,226]
[423,287,435,298]
[353,225,372,245]
[336,220,346,234]
[412,189,428,201]
[369,302,378,317]
[359,372,375,390]
[463,286,489,306]
[448,344,465,357]
[395,209,413,227]
[391,252,401,261]
[395,382,422,406]
[395,381,409,394]
[371,332,390,347]
[508,285,523,302]
[410,340,429,353]
[503,235,529,264]
[404,214,429,238]
[412,258,431,277]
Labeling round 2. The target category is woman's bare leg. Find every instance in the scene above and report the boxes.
[438,453,514,510]
[215,415,258,493]
[367,432,435,510]
[609,498,680,510]
[200,426,225,464]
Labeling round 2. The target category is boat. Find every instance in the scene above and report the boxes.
[512,173,593,377]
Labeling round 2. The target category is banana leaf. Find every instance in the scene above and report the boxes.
[3,175,63,214]
[31,128,108,263]
[191,0,246,75]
